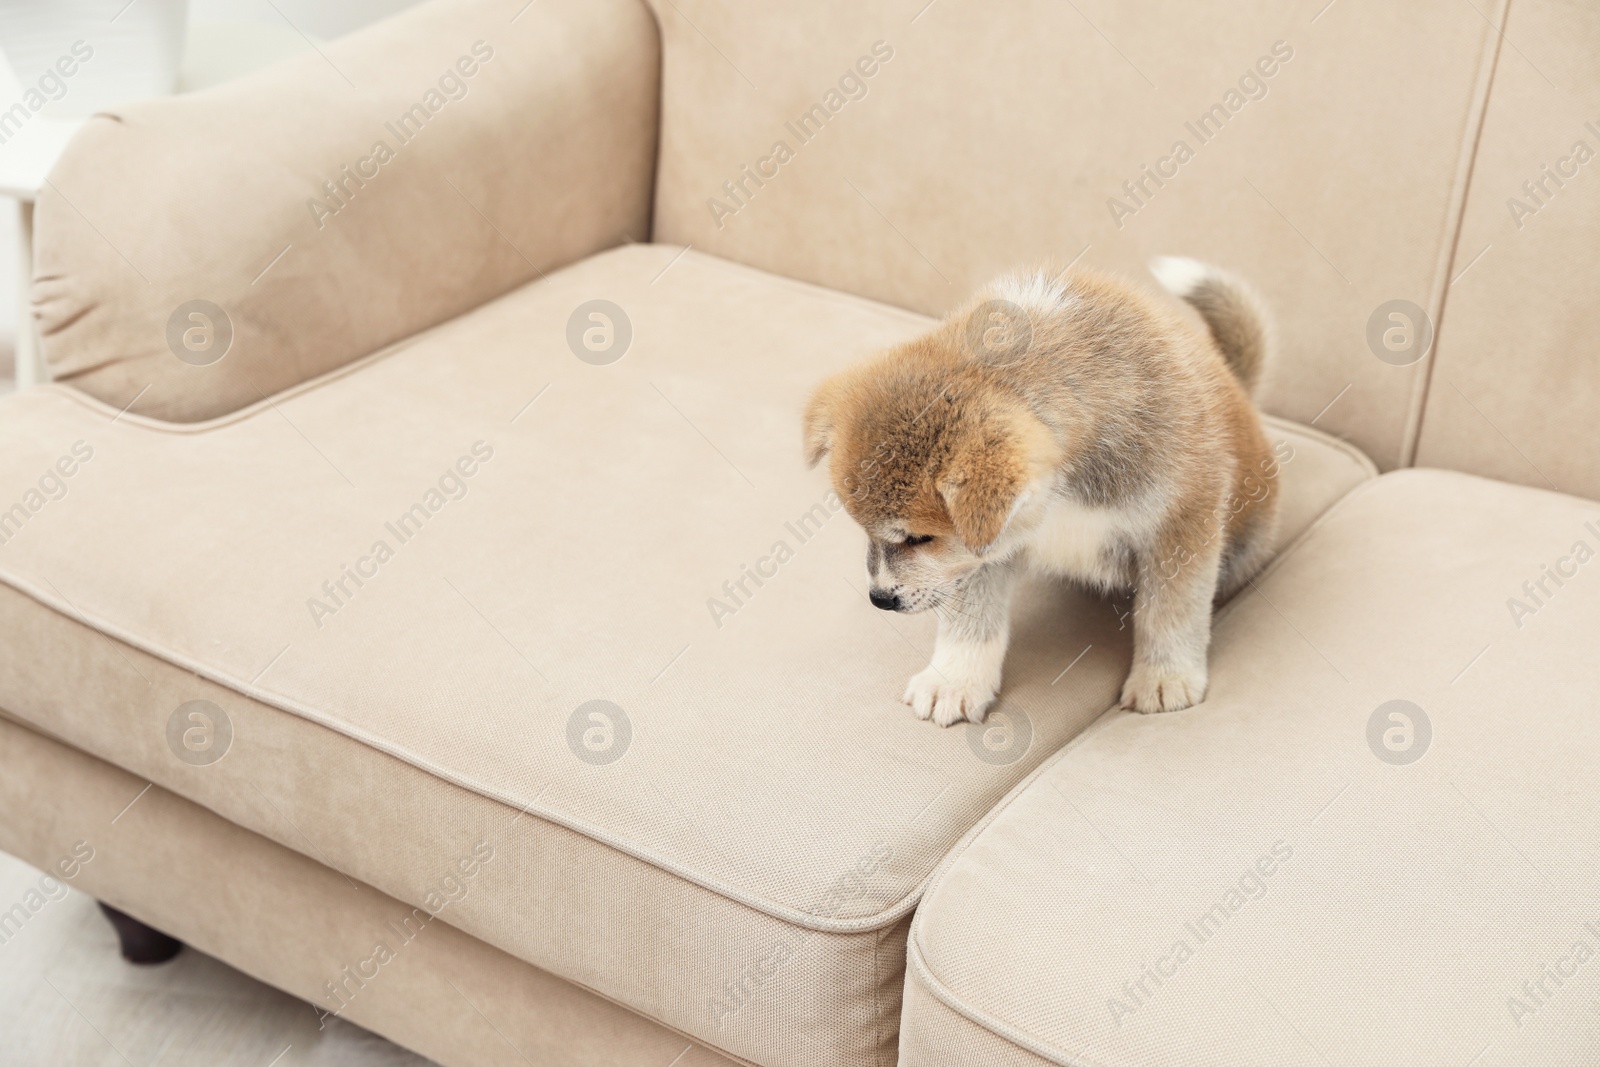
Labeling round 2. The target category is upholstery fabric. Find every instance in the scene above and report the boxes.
[645,0,1506,470]
[0,714,739,1067]
[0,245,1370,1067]
[1416,0,1600,500]
[32,0,659,423]
[902,470,1600,1066]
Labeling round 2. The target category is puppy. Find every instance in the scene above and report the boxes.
[803,258,1280,724]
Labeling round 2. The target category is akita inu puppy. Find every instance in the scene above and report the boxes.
[803,258,1279,724]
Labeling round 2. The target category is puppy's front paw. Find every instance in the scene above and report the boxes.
[903,665,999,727]
[1119,664,1206,714]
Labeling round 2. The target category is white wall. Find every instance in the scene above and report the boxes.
[189,0,423,43]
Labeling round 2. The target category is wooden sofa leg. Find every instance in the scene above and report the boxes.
[97,903,184,964]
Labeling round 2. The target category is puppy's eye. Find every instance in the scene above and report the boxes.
[903,534,935,546]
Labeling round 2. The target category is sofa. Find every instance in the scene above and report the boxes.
[1,0,1595,1063]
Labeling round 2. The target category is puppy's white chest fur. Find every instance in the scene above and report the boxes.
[1023,496,1138,590]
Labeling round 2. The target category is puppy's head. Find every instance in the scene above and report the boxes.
[804,337,1060,613]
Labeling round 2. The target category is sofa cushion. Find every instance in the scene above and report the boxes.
[0,244,1369,1067]
[902,469,1600,1066]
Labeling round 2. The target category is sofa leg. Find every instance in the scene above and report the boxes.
[97,903,184,964]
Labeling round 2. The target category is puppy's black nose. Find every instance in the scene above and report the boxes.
[869,589,901,611]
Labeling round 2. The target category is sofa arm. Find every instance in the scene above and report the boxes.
[32,0,659,422]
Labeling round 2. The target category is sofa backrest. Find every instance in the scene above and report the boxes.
[645,0,1512,474]
[1414,0,1600,501]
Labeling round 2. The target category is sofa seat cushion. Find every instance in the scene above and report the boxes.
[902,469,1600,1066]
[0,244,1369,1067]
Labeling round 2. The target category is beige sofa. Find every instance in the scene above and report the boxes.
[2,0,1596,1064]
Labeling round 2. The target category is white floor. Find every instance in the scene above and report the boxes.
[0,850,434,1067]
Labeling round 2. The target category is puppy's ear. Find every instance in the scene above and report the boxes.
[938,466,1032,556]
[937,408,1057,554]
[802,373,847,468]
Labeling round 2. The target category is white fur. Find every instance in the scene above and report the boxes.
[1025,497,1132,587]
[1148,255,1211,299]
[904,627,1009,727]
[989,270,1073,314]
[1018,490,1170,590]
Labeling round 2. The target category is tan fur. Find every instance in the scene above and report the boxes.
[804,259,1281,721]
[1150,256,1272,396]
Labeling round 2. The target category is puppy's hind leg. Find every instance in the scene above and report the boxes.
[1217,513,1276,601]
[1121,523,1224,714]
[904,562,1018,727]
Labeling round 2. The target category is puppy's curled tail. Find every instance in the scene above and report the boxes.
[1149,256,1270,395]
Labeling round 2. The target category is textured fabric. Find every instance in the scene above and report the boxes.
[903,470,1600,1066]
[32,0,659,423]
[645,0,1505,470]
[0,714,739,1067]
[1415,0,1600,499]
[0,245,1369,1067]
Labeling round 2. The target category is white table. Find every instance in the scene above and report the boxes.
[0,116,85,390]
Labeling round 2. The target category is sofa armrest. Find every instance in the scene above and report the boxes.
[32,0,659,422]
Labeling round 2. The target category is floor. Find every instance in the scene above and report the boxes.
[0,850,434,1066]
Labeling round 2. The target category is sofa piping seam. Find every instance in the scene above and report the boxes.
[1398,0,1510,468]
[904,931,1106,1067]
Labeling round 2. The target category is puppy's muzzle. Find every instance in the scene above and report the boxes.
[868,589,903,612]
